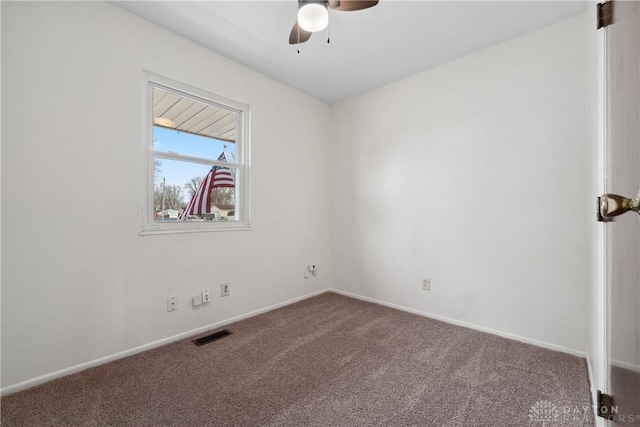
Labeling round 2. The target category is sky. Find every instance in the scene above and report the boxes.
[153,126,236,203]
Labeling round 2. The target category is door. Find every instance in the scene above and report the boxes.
[601,0,640,424]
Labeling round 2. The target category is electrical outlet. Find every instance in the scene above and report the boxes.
[422,279,431,291]
[192,294,202,306]
[307,264,318,277]
[167,295,178,312]
[221,283,230,297]
[202,288,210,303]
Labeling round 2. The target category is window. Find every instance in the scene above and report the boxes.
[142,72,250,234]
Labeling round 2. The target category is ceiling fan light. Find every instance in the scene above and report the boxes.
[298,3,328,32]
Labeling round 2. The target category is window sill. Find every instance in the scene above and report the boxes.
[140,222,251,236]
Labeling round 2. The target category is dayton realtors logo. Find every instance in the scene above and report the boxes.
[528,399,615,425]
[528,400,560,426]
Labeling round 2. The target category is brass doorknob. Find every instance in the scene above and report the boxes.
[599,193,640,219]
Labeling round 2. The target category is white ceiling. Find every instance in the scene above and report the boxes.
[114,1,586,105]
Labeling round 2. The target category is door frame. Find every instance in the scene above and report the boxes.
[591,1,608,424]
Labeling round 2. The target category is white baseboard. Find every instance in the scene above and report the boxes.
[586,353,595,391]
[611,358,640,374]
[3,287,591,396]
[1,289,327,396]
[329,288,587,358]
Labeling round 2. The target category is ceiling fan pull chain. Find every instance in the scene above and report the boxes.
[327,19,330,44]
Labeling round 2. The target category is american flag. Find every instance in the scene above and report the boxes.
[178,150,235,221]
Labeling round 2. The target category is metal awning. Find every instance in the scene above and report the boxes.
[153,88,236,143]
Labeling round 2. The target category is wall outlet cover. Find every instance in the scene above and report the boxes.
[221,283,230,297]
[167,295,178,312]
[192,294,202,306]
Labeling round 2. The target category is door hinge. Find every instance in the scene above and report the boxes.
[597,1,614,29]
[597,390,615,419]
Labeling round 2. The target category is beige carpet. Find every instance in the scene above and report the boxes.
[1,292,594,426]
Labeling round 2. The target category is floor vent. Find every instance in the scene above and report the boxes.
[193,329,232,346]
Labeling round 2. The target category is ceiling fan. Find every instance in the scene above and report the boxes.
[289,0,379,45]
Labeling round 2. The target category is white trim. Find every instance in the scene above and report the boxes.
[586,355,595,395]
[586,356,602,427]
[153,152,239,168]
[601,19,611,399]
[588,349,606,427]
[0,289,326,396]
[596,21,608,427]
[329,288,587,357]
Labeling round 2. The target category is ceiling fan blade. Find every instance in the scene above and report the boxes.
[328,0,378,12]
[289,21,312,45]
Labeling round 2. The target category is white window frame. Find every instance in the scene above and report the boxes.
[141,71,251,235]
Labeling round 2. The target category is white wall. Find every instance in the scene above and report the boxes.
[1,2,331,390]
[330,15,589,352]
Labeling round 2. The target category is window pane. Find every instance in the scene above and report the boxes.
[154,157,238,222]
[143,74,249,234]
[153,126,236,161]
[152,87,237,161]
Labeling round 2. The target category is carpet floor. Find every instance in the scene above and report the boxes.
[1,292,594,426]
